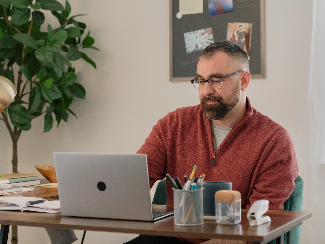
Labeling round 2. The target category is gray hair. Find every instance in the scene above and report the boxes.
[198,41,249,71]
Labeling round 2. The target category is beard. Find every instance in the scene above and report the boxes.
[200,85,240,120]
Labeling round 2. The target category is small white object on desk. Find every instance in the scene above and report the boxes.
[247,199,271,226]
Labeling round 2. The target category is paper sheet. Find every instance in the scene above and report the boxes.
[179,0,203,15]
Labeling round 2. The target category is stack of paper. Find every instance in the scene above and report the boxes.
[0,197,60,213]
[0,173,40,187]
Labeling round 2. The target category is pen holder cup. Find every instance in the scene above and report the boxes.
[173,188,203,226]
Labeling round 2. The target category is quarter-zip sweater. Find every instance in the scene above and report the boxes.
[137,98,298,243]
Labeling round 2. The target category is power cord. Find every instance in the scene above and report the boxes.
[81,231,86,244]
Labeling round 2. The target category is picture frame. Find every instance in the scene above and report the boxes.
[170,0,265,82]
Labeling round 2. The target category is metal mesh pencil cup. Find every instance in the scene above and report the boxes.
[173,188,203,226]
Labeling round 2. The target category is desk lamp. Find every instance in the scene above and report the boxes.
[0,76,17,113]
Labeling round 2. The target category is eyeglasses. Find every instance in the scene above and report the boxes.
[191,70,243,90]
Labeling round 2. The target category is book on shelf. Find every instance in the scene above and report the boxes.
[0,173,38,184]
[0,197,60,213]
[11,180,40,187]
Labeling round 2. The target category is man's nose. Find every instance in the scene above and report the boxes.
[201,81,215,96]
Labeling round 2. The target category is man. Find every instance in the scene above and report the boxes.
[237,25,247,51]
[126,41,298,244]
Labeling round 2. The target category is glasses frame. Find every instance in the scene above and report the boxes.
[191,70,243,90]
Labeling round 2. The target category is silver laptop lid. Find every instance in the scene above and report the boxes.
[54,152,154,221]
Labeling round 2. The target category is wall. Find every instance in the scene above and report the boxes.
[0,0,314,243]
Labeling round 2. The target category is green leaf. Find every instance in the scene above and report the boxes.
[8,102,32,131]
[47,24,53,37]
[67,108,77,118]
[51,84,62,99]
[35,39,45,46]
[32,11,45,25]
[12,0,30,8]
[52,54,63,77]
[65,0,71,15]
[48,29,68,45]
[55,114,61,127]
[61,71,76,86]
[0,33,18,49]
[41,86,53,103]
[81,52,96,69]
[13,33,39,49]
[29,85,42,114]
[69,83,85,99]
[69,14,87,20]
[0,0,11,9]
[0,26,3,38]
[66,27,81,38]
[20,64,32,81]
[31,2,41,9]
[35,46,54,67]
[39,0,64,11]
[51,10,63,25]
[44,113,53,132]
[55,109,68,122]
[28,52,41,78]
[11,8,31,27]
[82,36,95,48]
[43,78,53,89]
[54,53,71,67]
[62,86,72,97]
[67,45,81,61]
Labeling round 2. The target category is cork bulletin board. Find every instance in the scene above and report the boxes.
[170,0,265,82]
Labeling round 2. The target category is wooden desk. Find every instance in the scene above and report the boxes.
[0,187,312,244]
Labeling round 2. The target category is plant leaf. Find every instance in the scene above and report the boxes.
[82,36,95,48]
[11,8,31,27]
[8,102,32,131]
[20,64,32,81]
[81,52,96,69]
[48,29,68,45]
[35,46,54,67]
[51,84,62,99]
[12,0,30,8]
[67,45,81,61]
[32,11,45,26]
[29,85,42,114]
[65,0,71,15]
[69,83,85,99]
[28,52,41,78]
[41,86,53,103]
[31,2,41,9]
[66,27,81,38]
[43,78,53,89]
[55,109,68,122]
[0,0,11,9]
[39,0,64,11]
[61,86,72,97]
[0,26,3,38]
[67,108,77,118]
[61,71,76,86]
[44,113,53,132]
[54,53,71,67]
[13,33,39,49]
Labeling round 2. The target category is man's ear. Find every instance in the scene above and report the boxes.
[240,71,251,91]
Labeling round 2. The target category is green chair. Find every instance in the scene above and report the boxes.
[152,176,304,244]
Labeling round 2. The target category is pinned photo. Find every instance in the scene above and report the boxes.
[227,22,252,58]
[207,0,234,16]
[184,27,214,54]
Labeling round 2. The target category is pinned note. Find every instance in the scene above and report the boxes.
[179,0,203,15]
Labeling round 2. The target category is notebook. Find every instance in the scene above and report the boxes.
[54,152,173,221]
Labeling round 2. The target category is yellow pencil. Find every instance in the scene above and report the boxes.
[189,165,197,180]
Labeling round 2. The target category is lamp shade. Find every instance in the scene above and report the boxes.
[0,76,17,113]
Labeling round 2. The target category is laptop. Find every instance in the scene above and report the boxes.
[54,152,173,221]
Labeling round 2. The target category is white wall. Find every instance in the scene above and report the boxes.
[0,0,314,243]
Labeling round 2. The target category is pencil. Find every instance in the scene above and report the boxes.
[189,165,197,180]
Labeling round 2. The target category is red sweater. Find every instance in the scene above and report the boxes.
[137,98,298,243]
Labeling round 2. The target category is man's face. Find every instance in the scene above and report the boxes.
[197,51,242,121]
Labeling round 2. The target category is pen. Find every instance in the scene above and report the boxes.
[26,200,46,206]
[184,175,188,184]
[166,174,178,189]
[189,165,197,180]
[174,177,183,189]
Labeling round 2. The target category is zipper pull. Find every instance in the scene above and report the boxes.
[210,156,216,166]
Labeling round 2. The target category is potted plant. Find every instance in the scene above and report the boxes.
[0,0,99,243]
